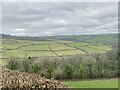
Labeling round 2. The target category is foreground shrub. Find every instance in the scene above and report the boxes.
[6,58,19,70]
[52,69,63,79]
[32,64,41,73]
[22,60,30,72]
[46,64,54,79]
[21,56,34,72]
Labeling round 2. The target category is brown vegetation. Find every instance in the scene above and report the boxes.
[1,68,68,89]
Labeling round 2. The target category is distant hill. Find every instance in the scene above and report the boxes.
[1,34,118,46]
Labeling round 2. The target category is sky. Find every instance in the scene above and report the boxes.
[2,2,118,36]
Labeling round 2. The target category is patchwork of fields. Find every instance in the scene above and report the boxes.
[0,34,118,88]
[1,38,111,59]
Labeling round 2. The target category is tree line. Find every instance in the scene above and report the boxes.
[5,48,119,80]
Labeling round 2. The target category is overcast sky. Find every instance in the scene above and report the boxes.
[2,2,118,36]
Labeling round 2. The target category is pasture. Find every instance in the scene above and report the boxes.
[64,79,118,88]
[0,34,117,67]
[1,38,112,59]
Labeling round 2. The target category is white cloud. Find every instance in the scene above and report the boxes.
[1,0,119,2]
[15,29,26,31]
[2,2,118,36]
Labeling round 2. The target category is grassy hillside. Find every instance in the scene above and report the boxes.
[1,34,117,60]
[64,79,118,88]
[1,34,118,45]
[0,34,117,58]
[1,40,113,59]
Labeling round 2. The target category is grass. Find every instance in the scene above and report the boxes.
[50,43,75,50]
[78,47,106,53]
[64,79,118,88]
[2,48,26,58]
[2,39,16,44]
[89,45,111,51]
[54,40,73,43]
[1,59,8,66]
[1,38,112,59]
[68,42,89,47]
[22,45,49,50]
[25,40,55,44]
[2,48,56,58]
[55,50,85,56]
[3,43,27,49]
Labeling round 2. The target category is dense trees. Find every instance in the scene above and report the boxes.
[6,49,118,79]
[63,64,74,79]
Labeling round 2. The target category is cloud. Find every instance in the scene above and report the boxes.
[2,2,118,36]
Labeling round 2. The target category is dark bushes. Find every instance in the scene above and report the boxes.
[6,58,19,70]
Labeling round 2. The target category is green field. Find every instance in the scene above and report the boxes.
[1,39,112,58]
[0,34,118,66]
[64,79,118,88]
